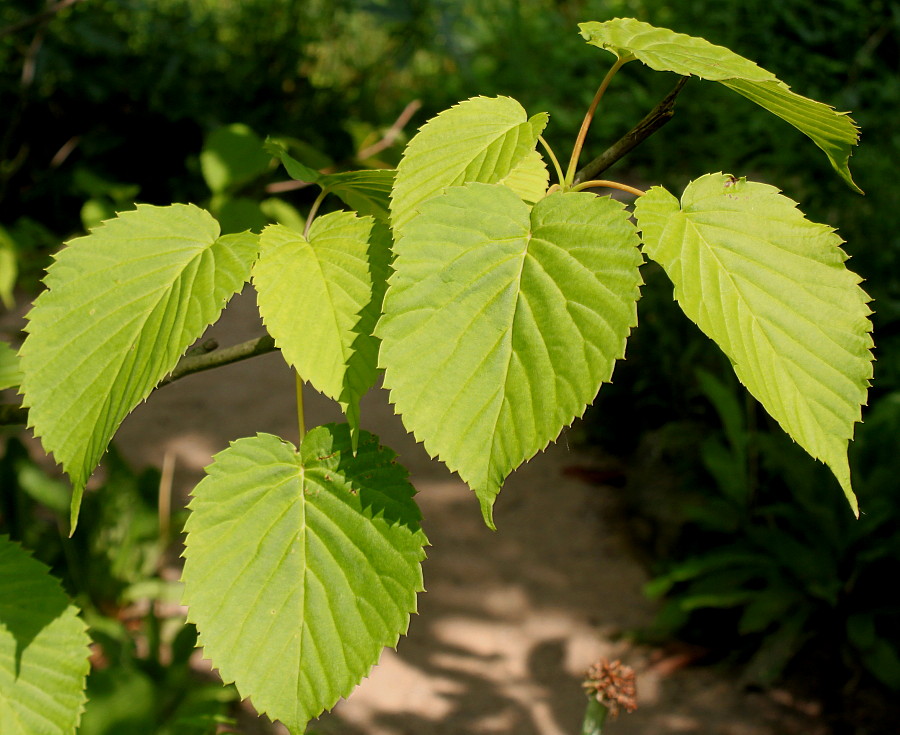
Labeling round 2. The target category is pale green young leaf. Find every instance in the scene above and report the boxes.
[634,174,873,513]
[0,340,21,391]
[498,150,550,203]
[254,214,390,445]
[579,19,861,192]
[325,169,394,222]
[377,183,642,526]
[0,535,91,735]
[181,426,426,735]
[19,205,258,529]
[390,96,549,236]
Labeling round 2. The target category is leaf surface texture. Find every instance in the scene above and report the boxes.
[378,183,642,525]
[19,204,258,526]
[634,174,873,511]
[0,535,90,735]
[181,426,426,734]
[254,214,390,442]
[579,18,860,191]
[390,96,549,236]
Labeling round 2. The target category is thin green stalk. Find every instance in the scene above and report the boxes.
[566,57,627,187]
[295,371,306,443]
[572,179,646,197]
[303,188,329,239]
[538,135,565,187]
[581,697,609,735]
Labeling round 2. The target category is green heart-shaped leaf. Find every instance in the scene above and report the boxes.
[181,426,427,734]
[635,173,873,512]
[378,183,642,526]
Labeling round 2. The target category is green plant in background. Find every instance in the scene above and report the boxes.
[0,435,236,735]
[644,370,900,693]
[0,17,878,734]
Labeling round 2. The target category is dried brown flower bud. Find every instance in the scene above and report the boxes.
[582,658,638,717]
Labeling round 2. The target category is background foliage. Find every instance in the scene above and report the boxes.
[1,0,898,732]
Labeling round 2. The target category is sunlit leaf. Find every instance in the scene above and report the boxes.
[390,96,549,236]
[201,124,273,194]
[378,183,642,526]
[635,173,873,512]
[19,205,258,528]
[181,426,426,735]
[579,19,861,192]
[0,535,91,735]
[499,150,550,203]
[254,214,390,444]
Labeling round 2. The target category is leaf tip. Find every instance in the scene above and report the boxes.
[68,485,84,536]
[478,494,497,531]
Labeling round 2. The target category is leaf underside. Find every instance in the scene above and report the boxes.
[181,426,427,735]
[253,213,390,444]
[0,535,91,735]
[579,18,861,192]
[390,95,549,237]
[19,204,258,528]
[267,142,395,222]
[378,183,643,526]
[634,173,873,512]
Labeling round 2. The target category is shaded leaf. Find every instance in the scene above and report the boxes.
[0,535,91,735]
[579,18,860,191]
[378,183,642,526]
[0,340,21,391]
[201,124,273,194]
[0,225,16,308]
[267,141,394,221]
[254,214,390,444]
[390,96,549,236]
[181,426,426,735]
[19,205,258,528]
[635,174,873,512]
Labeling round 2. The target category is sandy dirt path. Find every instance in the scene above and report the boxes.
[105,289,794,735]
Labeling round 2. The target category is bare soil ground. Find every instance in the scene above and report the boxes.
[14,288,824,734]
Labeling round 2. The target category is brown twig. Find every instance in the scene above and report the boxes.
[264,99,421,194]
[0,0,85,40]
[357,99,423,161]
[573,76,689,185]
[0,334,279,426]
[157,334,277,386]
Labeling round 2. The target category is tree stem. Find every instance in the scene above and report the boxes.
[1,334,280,427]
[581,697,609,735]
[573,76,689,185]
[159,334,277,386]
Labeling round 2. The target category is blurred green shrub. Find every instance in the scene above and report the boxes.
[0,438,234,733]
[644,370,900,693]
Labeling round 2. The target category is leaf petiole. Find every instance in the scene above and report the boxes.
[573,179,646,197]
[538,135,566,187]
[295,371,306,443]
[303,188,329,239]
[566,57,628,186]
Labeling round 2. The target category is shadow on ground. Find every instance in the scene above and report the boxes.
[101,289,796,735]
